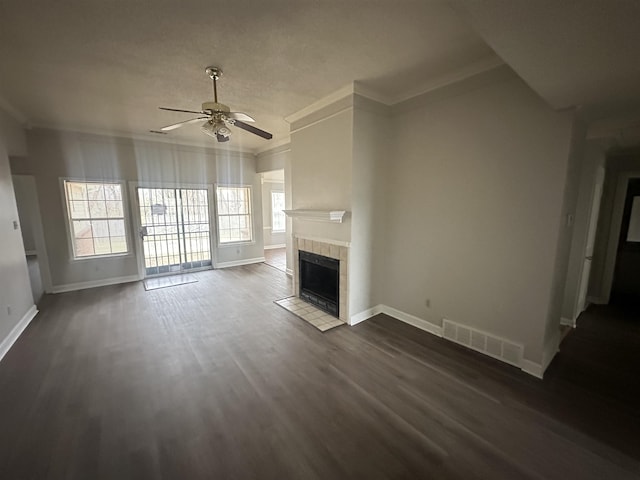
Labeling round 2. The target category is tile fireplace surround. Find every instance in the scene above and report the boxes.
[293,236,349,323]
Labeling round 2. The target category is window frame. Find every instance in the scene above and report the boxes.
[61,178,132,261]
[215,184,255,246]
[271,190,286,233]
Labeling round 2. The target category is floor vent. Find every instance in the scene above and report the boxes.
[442,319,523,368]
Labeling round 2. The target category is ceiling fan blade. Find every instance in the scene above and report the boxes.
[233,120,273,140]
[161,116,209,131]
[159,107,207,115]
[226,112,255,122]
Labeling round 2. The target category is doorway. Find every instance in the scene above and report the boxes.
[136,187,213,277]
[260,170,286,272]
[611,178,640,305]
[575,167,605,315]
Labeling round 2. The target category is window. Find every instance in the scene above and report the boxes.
[271,191,286,232]
[64,180,129,258]
[216,185,253,243]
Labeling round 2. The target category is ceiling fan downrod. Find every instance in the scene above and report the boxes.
[205,66,222,103]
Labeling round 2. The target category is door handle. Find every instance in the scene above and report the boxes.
[585,256,593,260]
[139,226,148,239]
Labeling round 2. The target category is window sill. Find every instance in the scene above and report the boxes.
[283,209,349,223]
[218,240,255,248]
[70,252,133,262]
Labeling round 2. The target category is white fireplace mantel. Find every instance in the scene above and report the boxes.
[283,209,349,223]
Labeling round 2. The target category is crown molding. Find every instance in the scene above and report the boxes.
[29,124,256,158]
[285,84,357,125]
[255,136,291,156]
[29,123,255,156]
[388,55,505,105]
[284,56,505,129]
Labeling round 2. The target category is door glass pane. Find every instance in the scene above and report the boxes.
[138,187,211,276]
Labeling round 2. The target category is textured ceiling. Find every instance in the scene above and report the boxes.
[451,0,640,121]
[0,0,497,152]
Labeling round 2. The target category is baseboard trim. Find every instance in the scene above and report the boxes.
[346,304,442,336]
[216,257,266,269]
[560,316,576,328]
[52,274,141,294]
[0,304,38,363]
[521,360,544,379]
[350,305,384,326]
[380,305,443,337]
[351,303,550,379]
[264,244,286,250]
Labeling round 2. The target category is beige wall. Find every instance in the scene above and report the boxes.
[382,72,574,364]
[0,110,35,347]
[13,128,264,288]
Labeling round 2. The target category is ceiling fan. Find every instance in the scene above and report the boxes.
[158,66,272,143]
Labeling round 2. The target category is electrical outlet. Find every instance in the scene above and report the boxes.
[425,298,431,308]
[13,220,19,230]
[7,305,11,316]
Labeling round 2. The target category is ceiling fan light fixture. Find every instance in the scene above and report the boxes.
[201,120,232,142]
[160,66,272,142]
[217,124,232,137]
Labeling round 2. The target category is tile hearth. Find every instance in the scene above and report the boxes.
[275,296,345,332]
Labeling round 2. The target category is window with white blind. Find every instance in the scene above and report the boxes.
[63,180,129,258]
[271,191,285,232]
[216,185,253,244]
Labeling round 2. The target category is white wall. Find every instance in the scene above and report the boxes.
[561,141,607,321]
[542,118,586,363]
[382,70,574,364]
[290,108,353,243]
[0,109,27,157]
[0,110,36,351]
[257,145,293,273]
[13,128,264,289]
[261,178,286,247]
[11,175,39,252]
[349,96,390,317]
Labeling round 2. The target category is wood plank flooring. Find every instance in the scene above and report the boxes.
[0,263,639,479]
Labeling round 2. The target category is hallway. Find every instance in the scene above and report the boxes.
[544,302,640,460]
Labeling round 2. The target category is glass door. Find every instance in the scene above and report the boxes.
[137,187,212,277]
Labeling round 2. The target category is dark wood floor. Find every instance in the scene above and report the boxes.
[1,264,639,479]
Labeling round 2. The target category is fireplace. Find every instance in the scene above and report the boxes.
[299,251,339,317]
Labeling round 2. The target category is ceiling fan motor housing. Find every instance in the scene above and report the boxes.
[202,101,230,113]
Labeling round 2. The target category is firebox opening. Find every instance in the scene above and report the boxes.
[299,251,339,317]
